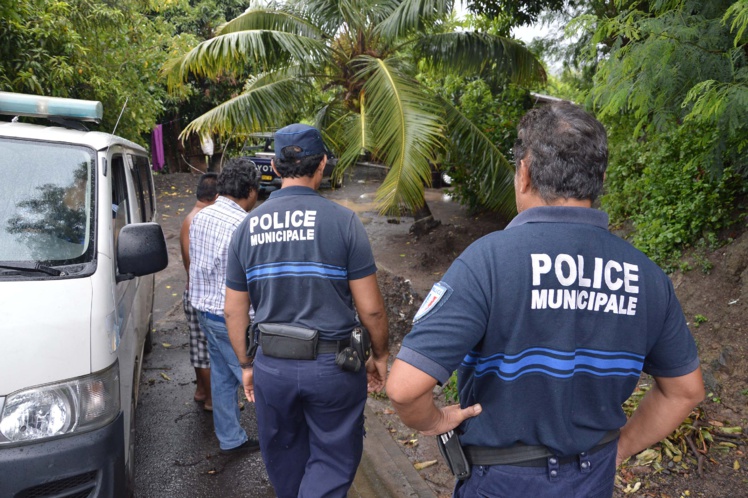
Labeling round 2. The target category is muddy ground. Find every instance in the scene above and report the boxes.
[156,172,748,498]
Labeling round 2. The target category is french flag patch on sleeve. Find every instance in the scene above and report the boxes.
[413,281,452,323]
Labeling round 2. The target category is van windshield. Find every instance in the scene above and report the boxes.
[0,138,95,265]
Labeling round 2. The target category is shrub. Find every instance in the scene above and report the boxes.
[602,122,745,272]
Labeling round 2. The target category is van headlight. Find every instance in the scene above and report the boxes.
[0,362,120,444]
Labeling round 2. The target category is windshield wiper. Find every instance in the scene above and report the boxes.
[0,262,63,276]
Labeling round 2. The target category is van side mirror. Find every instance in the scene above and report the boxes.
[116,222,168,282]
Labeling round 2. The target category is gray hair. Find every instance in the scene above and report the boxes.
[513,102,608,203]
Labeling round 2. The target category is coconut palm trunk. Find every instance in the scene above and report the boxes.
[410,201,440,236]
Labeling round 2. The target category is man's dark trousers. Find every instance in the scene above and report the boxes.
[454,439,618,498]
[253,349,367,498]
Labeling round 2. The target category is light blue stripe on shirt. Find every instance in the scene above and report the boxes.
[246,262,348,283]
[461,347,644,381]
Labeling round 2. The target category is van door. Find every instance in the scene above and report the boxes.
[126,152,156,366]
[110,153,140,471]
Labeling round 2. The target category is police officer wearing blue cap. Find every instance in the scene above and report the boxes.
[386,102,705,497]
[224,124,389,498]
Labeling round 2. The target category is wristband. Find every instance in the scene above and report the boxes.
[239,360,253,369]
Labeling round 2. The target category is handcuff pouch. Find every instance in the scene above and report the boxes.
[258,323,318,360]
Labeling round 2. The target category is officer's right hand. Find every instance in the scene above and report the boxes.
[366,354,389,393]
[419,403,483,437]
[242,368,255,402]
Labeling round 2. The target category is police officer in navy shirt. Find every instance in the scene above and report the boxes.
[224,124,389,498]
[386,102,704,497]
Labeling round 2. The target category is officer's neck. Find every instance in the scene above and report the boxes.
[517,193,592,213]
[281,176,318,190]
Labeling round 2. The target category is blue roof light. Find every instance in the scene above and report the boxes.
[0,92,103,123]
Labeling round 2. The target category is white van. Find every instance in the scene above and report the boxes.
[0,92,168,497]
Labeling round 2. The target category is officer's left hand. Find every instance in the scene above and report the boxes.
[419,403,483,437]
[241,367,255,402]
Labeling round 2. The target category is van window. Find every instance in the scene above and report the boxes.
[111,155,130,247]
[129,154,154,222]
[0,137,95,265]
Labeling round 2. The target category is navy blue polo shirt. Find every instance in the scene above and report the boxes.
[226,186,377,341]
[398,206,699,455]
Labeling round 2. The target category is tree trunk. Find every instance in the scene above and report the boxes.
[409,200,440,236]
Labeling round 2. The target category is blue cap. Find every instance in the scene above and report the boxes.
[274,124,327,160]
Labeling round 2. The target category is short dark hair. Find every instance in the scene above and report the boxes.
[513,102,608,203]
[274,146,325,179]
[196,172,218,202]
[217,157,260,199]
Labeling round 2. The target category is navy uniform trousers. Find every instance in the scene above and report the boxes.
[253,348,367,498]
[453,439,618,498]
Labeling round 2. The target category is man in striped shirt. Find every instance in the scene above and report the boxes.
[189,158,261,455]
[181,172,217,411]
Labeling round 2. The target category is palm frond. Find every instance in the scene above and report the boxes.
[217,8,327,39]
[441,96,517,217]
[314,103,366,184]
[286,0,345,34]
[180,68,312,138]
[416,32,547,86]
[316,103,363,165]
[353,55,446,214]
[163,30,331,89]
[283,0,397,33]
[375,0,452,41]
[335,113,370,174]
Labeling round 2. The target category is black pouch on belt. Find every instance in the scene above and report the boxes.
[350,327,371,363]
[335,327,371,372]
[258,323,318,360]
[437,430,471,480]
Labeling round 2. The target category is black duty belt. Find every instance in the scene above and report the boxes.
[464,429,620,468]
[316,337,350,354]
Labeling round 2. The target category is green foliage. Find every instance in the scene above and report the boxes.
[155,0,248,41]
[538,1,748,273]
[421,73,531,213]
[0,0,175,144]
[466,0,569,27]
[442,371,459,403]
[602,121,745,271]
[692,239,715,274]
[693,314,708,327]
[155,0,258,164]
[588,0,748,177]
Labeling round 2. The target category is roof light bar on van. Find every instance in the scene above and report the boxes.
[0,92,103,123]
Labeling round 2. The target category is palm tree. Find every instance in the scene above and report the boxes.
[164,0,545,222]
